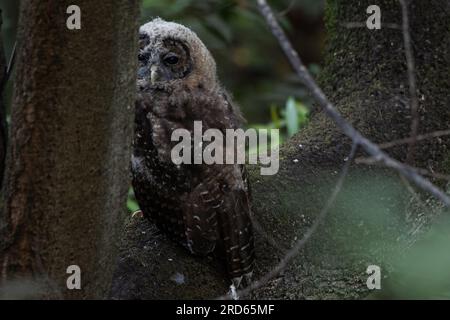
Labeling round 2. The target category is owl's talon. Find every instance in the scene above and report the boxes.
[132,210,143,218]
[232,276,243,289]
[228,283,240,300]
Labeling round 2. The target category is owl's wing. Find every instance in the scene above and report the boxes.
[183,177,220,256]
[205,91,254,282]
[184,164,254,282]
[217,165,254,282]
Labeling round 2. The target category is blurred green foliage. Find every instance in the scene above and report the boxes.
[127,188,140,213]
[250,96,309,152]
[330,173,450,299]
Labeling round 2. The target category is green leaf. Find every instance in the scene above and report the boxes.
[285,97,299,138]
[127,187,140,213]
[270,104,281,128]
[296,101,309,126]
[127,198,140,213]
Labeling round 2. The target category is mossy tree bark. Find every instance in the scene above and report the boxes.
[247,0,450,299]
[0,1,140,299]
[112,0,450,299]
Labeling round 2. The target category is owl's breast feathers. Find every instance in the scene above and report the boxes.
[132,82,254,282]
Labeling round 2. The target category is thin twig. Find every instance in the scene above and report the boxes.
[256,0,450,207]
[408,168,450,181]
[0,41,16,92]
[6,41,16,81]
[342,22,401,29]
[378,129,450,150]
[398,174,429,246]
[399,174,427,208]
[355,157,450,181]
[220,142,358,299]
[400,0,419,164]
[278,0,296,17]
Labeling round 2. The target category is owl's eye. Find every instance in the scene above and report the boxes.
[164,54,179,65]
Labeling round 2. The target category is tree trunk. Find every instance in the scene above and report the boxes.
[0,1,140,299]
[111,0,450,299]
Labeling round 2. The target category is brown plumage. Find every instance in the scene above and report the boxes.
[132,19,254,285]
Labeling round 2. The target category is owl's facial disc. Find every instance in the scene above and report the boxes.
[138,37,192,86]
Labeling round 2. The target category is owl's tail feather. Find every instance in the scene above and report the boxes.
[182,164,255,284]
[217,187,255,283]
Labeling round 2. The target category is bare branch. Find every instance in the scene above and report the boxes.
[355,157,450,181]
[400,0,419,164]
[277,0,296,17]
[256,0,450,207]
[3,41,16,90]
[342,22,401,29]
[378,129,450,150]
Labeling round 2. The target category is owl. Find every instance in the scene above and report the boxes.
[132,18,254,288]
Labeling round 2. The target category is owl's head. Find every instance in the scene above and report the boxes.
[138,18,217,90]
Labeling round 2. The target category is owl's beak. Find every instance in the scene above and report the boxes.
[150,65,159,85]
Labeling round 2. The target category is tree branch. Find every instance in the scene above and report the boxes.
[378,129,450,150]
[400,0,419,164]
